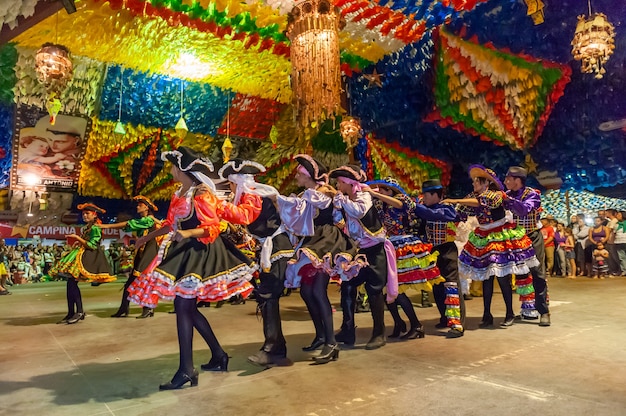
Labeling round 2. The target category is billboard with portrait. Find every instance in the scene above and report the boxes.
[11,105,90,191]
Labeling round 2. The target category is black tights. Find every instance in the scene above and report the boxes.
[387,293,421,329]
[300,273,336,344]
[174,296,225,375]
[66,278,83,315]
[481,275,514,320]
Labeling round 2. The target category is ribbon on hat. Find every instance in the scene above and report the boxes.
[298,165,327,186]
[337,176,365,194]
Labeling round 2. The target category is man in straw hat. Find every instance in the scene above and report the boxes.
[503,166,551,326]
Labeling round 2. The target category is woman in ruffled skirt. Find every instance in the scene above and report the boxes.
[444,165,539,328]
[277,155,365,364]
[128,147,256,390]
[50,203,117,324]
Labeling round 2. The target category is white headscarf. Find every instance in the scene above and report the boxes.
[228,174,278,205]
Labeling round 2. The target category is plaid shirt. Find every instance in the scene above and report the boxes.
[411,202,458,246]
[503,187,542,233]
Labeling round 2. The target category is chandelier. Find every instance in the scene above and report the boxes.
[571,1,615,79]
[286,0,344,131]
[35,43,73,97]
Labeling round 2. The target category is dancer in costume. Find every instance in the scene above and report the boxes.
[365,177,443,340]
[50,203,117,324]
[412,179,465,338]
[127,147,256,390]
[217,158,294,368]
[330,165,397,350]
[100,196,162,319]
[503,166,551,326]
[444,165,538,328]
[277,155,363,363]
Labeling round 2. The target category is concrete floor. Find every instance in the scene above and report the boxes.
[0,277,625,416]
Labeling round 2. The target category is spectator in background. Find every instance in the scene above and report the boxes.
[541,216,556,276]
[554,222,568,277]
[562,227,577,278]
[588,217,609,278]
[613,211,626,276]
[592,243,609,279]
[605,209,620,276]
[573,215,590,276]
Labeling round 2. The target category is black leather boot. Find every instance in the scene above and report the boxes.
[261,299,287,358]
[365,292,386,350]
[335,284,357,346]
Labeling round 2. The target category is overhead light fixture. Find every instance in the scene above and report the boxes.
[286,0,344,132]
[340,116,362,151]
[164,53,217,80]
[571,0,615,79]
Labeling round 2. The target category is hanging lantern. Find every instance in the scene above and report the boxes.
[340,116,362,150]
[221,137,233,163]
[113,121,127,135]
[35,43,73,96]
[571,11,615,79]
[286,0,344,132]
[175,117,188,138]
[45,96,62,125]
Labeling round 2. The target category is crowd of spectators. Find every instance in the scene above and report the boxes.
[0,239,133,287]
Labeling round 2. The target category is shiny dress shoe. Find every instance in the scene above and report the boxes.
[247,350,285,367]
[539,313,551,327]
[401,325,425,340]
[313,344,339,364]
[365,335,386,350]
[67,312,85,324]
[110,309,129,318]
[200,354,229,371]
[446,329,464,338]
[500,316,515,327]
[159,369,199,390]
[302,337,325,351]
[388,321,407,338]
[57,314,72,324]
[478,315,494,328]
[136,308,154,319]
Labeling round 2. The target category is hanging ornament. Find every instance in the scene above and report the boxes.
[175,117,188,138]
[114,121,126,135]
[45,95,62,125]
[571,0,615,79]
[340,116,362,150]
[176,79,188,138]
[222,138,233,163]
[269,125,278,149]
[114,68,126,135]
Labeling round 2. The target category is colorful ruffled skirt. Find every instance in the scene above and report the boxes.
[390,235,444,294]
[285,224,366,288]
[128,234,256,308]
[49,246,117,283]
[132,238,159,277]
[459,220,539,281]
